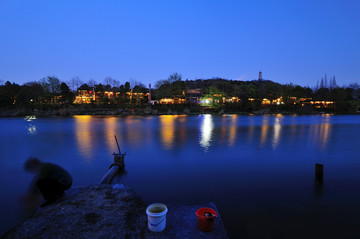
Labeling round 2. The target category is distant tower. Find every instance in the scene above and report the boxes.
[258,71,262,81]
[148,84,152,102]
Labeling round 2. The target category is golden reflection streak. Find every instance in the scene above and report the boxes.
[74,115,94,161]
[228,115,238,146]
[200,114,214,151]
[308,115,332,151]
[260,115,269,147]
[320,123,331,150]
[272,114,283,150]
[160,115,177,150]
[105,117,119,153]
[320,115,332,150]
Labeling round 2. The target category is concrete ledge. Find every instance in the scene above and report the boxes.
[3,185,228,239]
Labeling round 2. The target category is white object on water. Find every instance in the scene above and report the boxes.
[146,203,168,232]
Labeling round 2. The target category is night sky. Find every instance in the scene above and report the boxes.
[1,0,359,87]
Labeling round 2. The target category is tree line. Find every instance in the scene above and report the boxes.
[0,73,359,113]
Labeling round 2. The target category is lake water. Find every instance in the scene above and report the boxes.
[1,114,360,238]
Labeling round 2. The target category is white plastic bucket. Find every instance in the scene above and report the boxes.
[146,203,168,232]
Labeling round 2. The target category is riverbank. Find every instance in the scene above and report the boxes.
[0,105,350,117]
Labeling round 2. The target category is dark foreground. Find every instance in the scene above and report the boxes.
[2,185,228,239]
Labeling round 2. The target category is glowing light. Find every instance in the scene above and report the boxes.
[160,98,175,104]
[262,98,271,105]
[200,114,214,151]
[25,115,36,122]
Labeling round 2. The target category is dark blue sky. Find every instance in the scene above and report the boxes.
[1,0,359,88]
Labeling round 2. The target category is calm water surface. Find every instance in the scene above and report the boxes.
[1,114,360,238]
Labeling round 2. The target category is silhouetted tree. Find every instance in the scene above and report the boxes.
[47,76,61,94]
[94,83,104,92]
[87,79,97,88]
[78,84,91,91]
[60,82,74,104]
[16,82,45,105]
[124,82,131,92]
[69,77,83,91]
[155,73,185,99]
[329,75,337,90]
[104,77,119,88]
[0,81,21,107]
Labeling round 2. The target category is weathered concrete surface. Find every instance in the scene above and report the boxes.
[3,185,228,239]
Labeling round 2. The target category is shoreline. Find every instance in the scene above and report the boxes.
[0,106,356,118]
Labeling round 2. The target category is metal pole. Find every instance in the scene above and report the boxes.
[114,135,121,154]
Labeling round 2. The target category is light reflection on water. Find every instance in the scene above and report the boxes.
[25,115,37,135]
[228,114,237,146]
[105,116,118,153]
[27,125,37,135]
[272,115,282,150]
[71,114,341,161]
[260,115,269,147]
[74,115,93,161]
[308,116,332,152]
[199,114,214,151]
[125,116,143,147]
[73,114,338,158]
[160,115,177,150]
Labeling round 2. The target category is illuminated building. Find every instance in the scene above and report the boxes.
[160,98,175,104]
[261,98,271,105]
[272,97,284,105]
[185,89,201,104]
[74,90,95,104]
